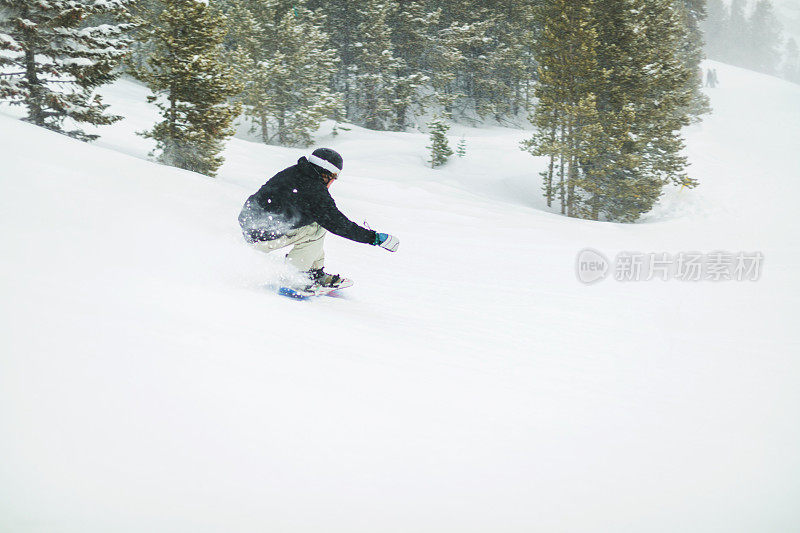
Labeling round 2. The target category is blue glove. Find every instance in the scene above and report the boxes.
[374,232,399,252]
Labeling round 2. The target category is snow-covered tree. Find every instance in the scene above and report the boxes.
[307,0,541,128]
[0,0,132,141]
[703,0,728,60]
[220,0,341,146]
[310,0,452,130]
[727,0,749,65]
[436,0,538,121]
[387,0,435,129]
[305,0,364,123]
[591,0,700,221]
[674,0,711,121]
[349,1,402,130]
[521,0,602,216]
[746,0,783,75]
[138,0,241,177]
[783,38,800,83]
[703,0,784,76]
[301,0,543,128]
[523,0,700,222]
[427,115,452,168]
[456,136,466,157]
[125,0,163,76]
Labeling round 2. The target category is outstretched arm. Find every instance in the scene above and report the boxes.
[311,193,376,244]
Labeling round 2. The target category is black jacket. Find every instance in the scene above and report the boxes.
[239,157,376,245]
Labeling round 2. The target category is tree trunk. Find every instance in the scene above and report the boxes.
[168,89,177,166]
[277,110,286,144]
[260,112,269,144]
[545,119,556,207]
[567,129,578,218]
[23,34,44,126]
[558,122,566,215]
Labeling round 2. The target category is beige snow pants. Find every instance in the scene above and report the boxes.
[250,222,326,272]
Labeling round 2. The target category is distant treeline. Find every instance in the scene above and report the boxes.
[704,0,799,83]
[4,0,716,221]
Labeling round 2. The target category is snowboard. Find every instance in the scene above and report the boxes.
[272,278,353,300]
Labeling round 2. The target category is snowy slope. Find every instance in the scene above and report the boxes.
[1,60,799,533]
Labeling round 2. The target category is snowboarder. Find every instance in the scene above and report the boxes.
[706,68,718,88]
[238,148,399,292]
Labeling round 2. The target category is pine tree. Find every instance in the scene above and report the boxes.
[521,0,602,216]
[702,0,728,60]
[456,137,466,157]
[437,0,537,121]
[305,0,361,118]
[746,0,783,75]
[307,0,402,129]
[264,7,341,144]
[0,0,132,141]
[703,0,783,75]
[217,0,260,60]
[427,115,453,168]
[388,0,436,129]
[126,0,163,76]
[433,19,483,115]
[783,38,800,83]
[523,0,699,222]
[727,0,749,65]
[488,0,539,119]
[350,1,401,130]
[590,0,699,221]
[379,0,459,118]
[138,0,241,177]
[304,0,542,128]
[220,0,341,146]
[673,0,711,121]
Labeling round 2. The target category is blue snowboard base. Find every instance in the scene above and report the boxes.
[272,282,351,300]
[277,286,327,300]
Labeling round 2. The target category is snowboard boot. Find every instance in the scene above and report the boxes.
[306,267,347,289]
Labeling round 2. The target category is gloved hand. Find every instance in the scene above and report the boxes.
[374,232,399,252]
